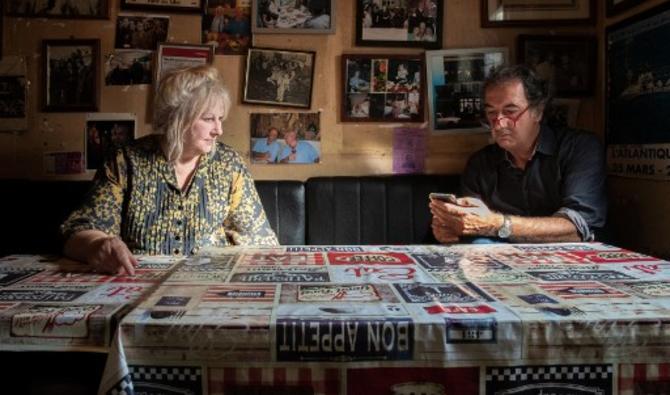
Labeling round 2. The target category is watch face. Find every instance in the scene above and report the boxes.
[498,216,511,238]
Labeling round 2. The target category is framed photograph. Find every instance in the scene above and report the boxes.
[6,0,109,19]
[341,54,424,122]
[121,0,203,14]
[250,112,321,164]
[606,1,670,180]
[426,47,507,133]
[243,47,316,108]
[481,0,594,27]
[115,15,170,51]
[545,98,580,129]
[155,43,215,85]
[105,50,153,86]
[85,113,136,171]
[202,0,252,55]
[0,55,28,132]
[253,0,335,34]
[357,0,442,48]
[42,39,99,112]
[518,34,596,97]
[606,0,648,17]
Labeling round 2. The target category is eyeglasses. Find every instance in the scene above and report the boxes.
[482,106,530,130]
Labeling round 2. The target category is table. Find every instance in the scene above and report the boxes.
[0,254,181,351]
[96,243,670,395]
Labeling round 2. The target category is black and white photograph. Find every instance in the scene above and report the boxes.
[121,0,203,14]
[6,0,110,19]
[519,35,596,97]
[105,50,152,86]
[253,0,334,34]
[202,1,252,55]
[0,76,26,119]
[426,47,507,133]
[115,15,170,50]
[250,112,321,164]
[342,54,424,122]
[243,47,315,108]
[85,113,136,171]
[42,39,99,112]
[357,0,442,48]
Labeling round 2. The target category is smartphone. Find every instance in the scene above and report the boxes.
[429,192,458,204]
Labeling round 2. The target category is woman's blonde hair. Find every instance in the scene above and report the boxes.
[153,65,231,163]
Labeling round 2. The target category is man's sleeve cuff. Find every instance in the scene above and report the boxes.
[553,208,594,241]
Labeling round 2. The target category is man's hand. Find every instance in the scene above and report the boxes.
[431,217,459,244]
[88,236,138,275]
[430,197,502,237]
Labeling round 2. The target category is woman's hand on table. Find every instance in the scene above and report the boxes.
[88,235,138,275]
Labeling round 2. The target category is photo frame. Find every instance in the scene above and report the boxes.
[606,1,670,180]
[253,0,335,34]
[250,112,321,164]
[155,43,215,85]
[481,0,594,27]
[5,0,109,18]
[0,56,28,132]
[341,54,425,123]
[120,0,203,14]
[518,34,596,97]
[42,39,99,112]
[356,0,443,49]
[85,113,137,171]
[425,47,507,133]
[202,0,252,55]
[243,47,316,108]
[606,0,649,17]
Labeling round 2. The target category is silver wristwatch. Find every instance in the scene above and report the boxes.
[497,215,512,239]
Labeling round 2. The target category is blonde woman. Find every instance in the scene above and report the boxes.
[62,65,278,274]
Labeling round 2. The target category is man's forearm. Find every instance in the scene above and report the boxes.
[505,215,581,243]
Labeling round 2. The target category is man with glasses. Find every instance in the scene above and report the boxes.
[430,65,606,244]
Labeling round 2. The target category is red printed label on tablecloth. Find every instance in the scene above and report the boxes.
[335,266,423,283]
[347,367,478,395]
[239,253,324,266]
[26,270,112,284]
[10,304,101,338]
[111,269,167,283]
[424,304,496,314]
[79,284,150,304]
[562,250,662,263]
[202,284,276,302]
[327,252,414,265]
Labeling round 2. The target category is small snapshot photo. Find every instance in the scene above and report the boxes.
[42,39,99,112]
[243,48,315,108]
[202,0,252,55]
[0,76,27,118]
[105,50,153,86]
[115,14,170,50]
[342,54,424,122]
[6,0,109,18]
[85,114,136,171]
[519,35,596,97]
[357,0,442,48]
[250,112,320,164]
[253,0,334,33]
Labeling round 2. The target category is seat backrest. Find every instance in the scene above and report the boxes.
[305,175,461,245]
[254,180,306,245]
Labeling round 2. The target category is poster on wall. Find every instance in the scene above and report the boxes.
[85,113,137,171]
[0,56,28,132]
[250,112,320,164]
[606,2,670,180]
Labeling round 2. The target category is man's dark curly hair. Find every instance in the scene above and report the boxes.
[482,64,551,110]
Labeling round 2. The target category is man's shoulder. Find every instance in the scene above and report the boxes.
[552,126,602,149]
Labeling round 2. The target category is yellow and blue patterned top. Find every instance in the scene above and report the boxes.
[61,135,278,255]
